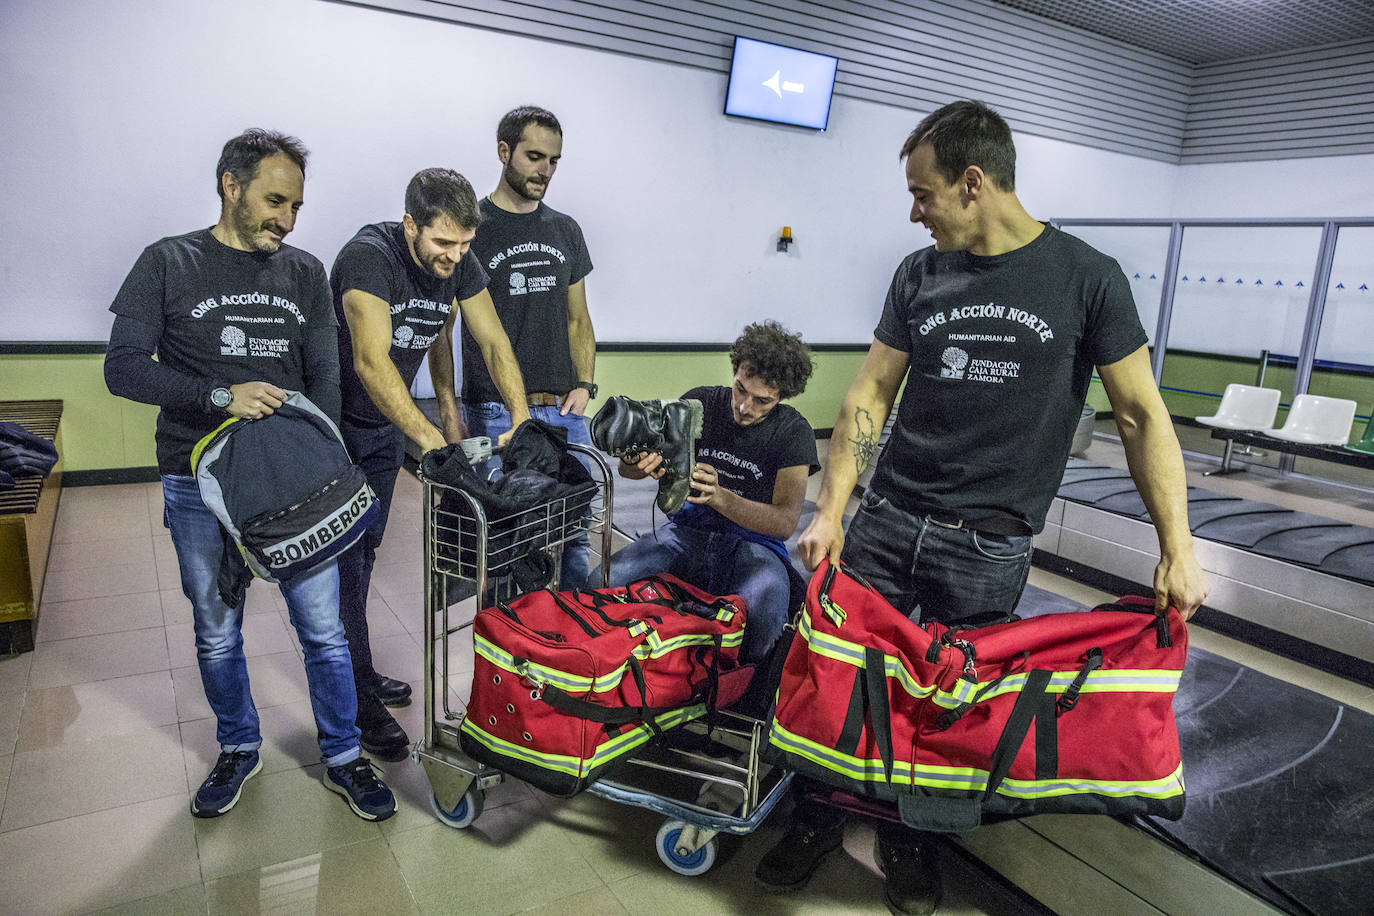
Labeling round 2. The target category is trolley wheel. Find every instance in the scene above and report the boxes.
[655,819,718,876]
[429,787,484,829]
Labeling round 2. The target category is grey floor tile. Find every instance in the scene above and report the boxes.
[1,724,188,831]
[0,794,200,914]
[27,627,170,689]
[16,670,177,752]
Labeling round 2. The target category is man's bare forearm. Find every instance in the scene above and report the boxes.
[569,313,596,384]
[428,321,465,441]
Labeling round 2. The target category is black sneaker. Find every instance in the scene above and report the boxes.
[358,716,410,763]
[373,674,412,708]
[875,829,942,916]
[323,756,397,821]
[754,818,845,892]
[191,749,262,818]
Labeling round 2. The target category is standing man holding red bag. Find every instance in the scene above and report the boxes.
[755,100,1209,916]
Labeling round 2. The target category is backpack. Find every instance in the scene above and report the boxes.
[191,391,378,582]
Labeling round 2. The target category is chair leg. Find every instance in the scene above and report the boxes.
[1204,438,1248,477]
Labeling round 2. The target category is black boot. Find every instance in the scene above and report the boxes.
[356,691,410,762]
[590,395,664,458]
[590,396,703,514]
[875,825,942,916]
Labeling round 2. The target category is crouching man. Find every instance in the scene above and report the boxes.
[608,321,819,670]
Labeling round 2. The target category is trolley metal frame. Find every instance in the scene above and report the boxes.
[413,442,791,873]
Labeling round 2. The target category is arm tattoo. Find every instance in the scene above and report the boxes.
[848,406,879,475]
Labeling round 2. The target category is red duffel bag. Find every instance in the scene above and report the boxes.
[766,559,1188,832]
[460,574,747,796]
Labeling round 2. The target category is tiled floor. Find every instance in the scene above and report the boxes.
[2,443,1370,915]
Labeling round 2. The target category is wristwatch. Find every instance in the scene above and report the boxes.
[210,387,233,411]
[573,381,599,399]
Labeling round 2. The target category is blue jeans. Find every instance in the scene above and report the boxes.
[608,522,791,666]
[161,475,360,766]
[464,400,594,589]
[336,422,405,726]
[841,490,1033,626]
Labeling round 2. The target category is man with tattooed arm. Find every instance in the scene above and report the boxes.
[753,100,1210,916]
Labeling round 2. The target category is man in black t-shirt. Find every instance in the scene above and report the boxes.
[332,169,530,761]
[609,322,818,672]
[757,101,1210,915]
[105,129,395,823]
[462,106,597,586]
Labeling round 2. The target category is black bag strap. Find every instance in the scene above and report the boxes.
[863,647,895,784]
[984,668,1057,796]
[1056,648,1103,714]
[539,589,600,638]
[536,662,685,727]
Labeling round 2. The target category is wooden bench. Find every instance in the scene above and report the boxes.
[1,400,63,653]
[1208,427,1374,475]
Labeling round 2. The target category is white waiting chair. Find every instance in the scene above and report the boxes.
[1266,394,1358,446]
[1199,384,1283,476]
[1195,384,1282,430]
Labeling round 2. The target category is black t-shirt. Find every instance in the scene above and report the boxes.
[462,199,593,402]
[676,385,819,530]
[107,228,337,474]
[331,222,487,428]
[870,225,1147,532]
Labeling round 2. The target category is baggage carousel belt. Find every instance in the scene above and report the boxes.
[1060,458,1374,589]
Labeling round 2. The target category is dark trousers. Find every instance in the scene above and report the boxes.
[337,422,405,728]
[794,490,1034,839]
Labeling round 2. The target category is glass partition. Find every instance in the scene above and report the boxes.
[1300,226,1374,487]
[1159,225,1323,466]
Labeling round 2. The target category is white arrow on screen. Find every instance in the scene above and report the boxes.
[762,71,806,98]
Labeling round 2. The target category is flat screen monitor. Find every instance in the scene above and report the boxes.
[724,36,838,131]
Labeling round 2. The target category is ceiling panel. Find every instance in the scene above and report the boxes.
[988,0,1374,64]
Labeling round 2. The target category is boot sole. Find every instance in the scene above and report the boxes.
[654,399,706,515]
[359,737,411,762]
[377,694,412,708]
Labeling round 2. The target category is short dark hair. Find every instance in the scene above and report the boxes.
[729,321,813,401]
[497,106,563,150]
[404,168,482,231]
[215,128,308,200]
[899,100,1016,192]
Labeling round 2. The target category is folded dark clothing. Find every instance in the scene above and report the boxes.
[421,420,596,594]
[0,422,59,478]
[0,468,14,490]
[0,455,57,478]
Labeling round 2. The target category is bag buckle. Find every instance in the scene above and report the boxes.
[515,662,546,700]
[947,638,977,680]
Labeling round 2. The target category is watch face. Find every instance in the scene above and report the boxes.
[211,388,232,408]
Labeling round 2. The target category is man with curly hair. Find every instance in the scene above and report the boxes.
[609,321,819,670]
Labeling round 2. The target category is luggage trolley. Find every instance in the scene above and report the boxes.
[413,442,792,875]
